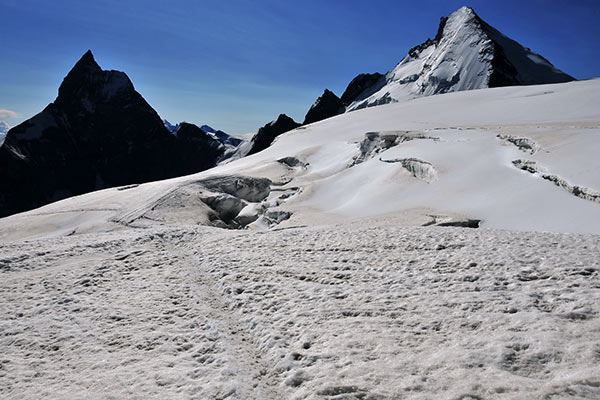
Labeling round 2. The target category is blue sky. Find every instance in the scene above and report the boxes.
[1,0,599,133]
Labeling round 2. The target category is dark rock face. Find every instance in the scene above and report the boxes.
[340,73,384,106]
[174,123,225,172]
[247,114,300,156]
[300,75,386,127]
[303,89,345,125]
[0,50,223,218]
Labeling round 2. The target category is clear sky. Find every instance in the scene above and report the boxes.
[1,0,599,134]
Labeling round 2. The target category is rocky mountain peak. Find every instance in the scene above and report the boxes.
[0,52,226,218]
[247,114,300,156]
[56,50,134,108]
[344,6,574,111]
[303,89,344,125]
[340,73,384,107]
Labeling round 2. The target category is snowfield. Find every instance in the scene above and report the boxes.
[1,79,600,399]
[1,225,599,399]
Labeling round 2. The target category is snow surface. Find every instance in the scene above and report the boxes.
[1,224,599,399]
[1,79,600,399]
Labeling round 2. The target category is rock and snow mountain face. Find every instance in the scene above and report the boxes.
[347,6,574,110]
[0,51,226,218]
[232,6,576,162]
[300,6,575,126]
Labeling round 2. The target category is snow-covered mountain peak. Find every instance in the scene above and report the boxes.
[346,6,574,111]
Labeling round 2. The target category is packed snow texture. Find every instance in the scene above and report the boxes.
[1,224,599,399]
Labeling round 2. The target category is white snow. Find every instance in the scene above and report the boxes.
[0,223,598,399]
[1,79,600,399]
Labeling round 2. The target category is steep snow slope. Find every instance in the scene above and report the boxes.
[347,7,573,111]
[1,79,599,241]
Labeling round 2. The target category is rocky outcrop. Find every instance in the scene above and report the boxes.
[247,114,300,156]
[300,74,386,127]
[174,123,225,172]
[0,51,224,218]
[340,73,384,107]
[303,89,345,125]
[408,17,448,58]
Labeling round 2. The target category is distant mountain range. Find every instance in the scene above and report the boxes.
[243,6,574,155]
[0,6,576,218]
